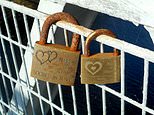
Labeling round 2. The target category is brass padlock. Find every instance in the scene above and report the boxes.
[31,12,80,86]
[81,29,120,84]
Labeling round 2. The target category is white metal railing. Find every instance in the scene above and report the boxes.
[0,0,154,115]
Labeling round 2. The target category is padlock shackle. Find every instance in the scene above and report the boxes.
[84,29,118,56]
[39,12,80,51]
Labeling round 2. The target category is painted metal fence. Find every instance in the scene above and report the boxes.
[0,1,154,115]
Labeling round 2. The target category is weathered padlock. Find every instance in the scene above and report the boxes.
[81,29,120,84]
[31,12,80,86]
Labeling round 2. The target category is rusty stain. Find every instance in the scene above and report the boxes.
[39,12,80,51]
[84,29,119,56]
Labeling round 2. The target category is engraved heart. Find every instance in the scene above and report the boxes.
[48,51,57,62]
[36,50,57,64]
[85,61,102,75]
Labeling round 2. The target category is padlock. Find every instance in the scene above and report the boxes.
[31,12,80,86]
[81,29,120,84]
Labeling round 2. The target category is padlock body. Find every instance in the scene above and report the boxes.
[31,42,80,85]
[81,53,120,84]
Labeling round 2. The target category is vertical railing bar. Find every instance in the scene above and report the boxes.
[0,75,8,115]
[71,86,77,115]
[85,84,91,115]
[35,19,45,115]
[142,60,149,115]
[0,90,6,115]
[81,35,91,115]
[47,22,59,115]
[100,43,106,115]
[64,29,69,46]
[22,12,36,115]
[55,30,64,114]
[0,29,10,106]
[0,56,12,114]
[100,43,104,53]
[51,25,55,44]
[46,82,55,115]
[102,89,106,115]
[11,10,22,44]
[1,6,19,112]
[36,18,41,36]
[35,79,45,115]
[0,104,6,115]
[49,23,65,115]
[121,50,125,115]
[23,14,32,48]
[57,30,64,115]
[81,35,85,54]
[63,28,77,115]
[70,32,77,114]
[43,23,56,115]
[0,58,7,115]
[58,85,64,115]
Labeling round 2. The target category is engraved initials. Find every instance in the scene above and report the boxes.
[36,50,57,64]
[85,61,102,75]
